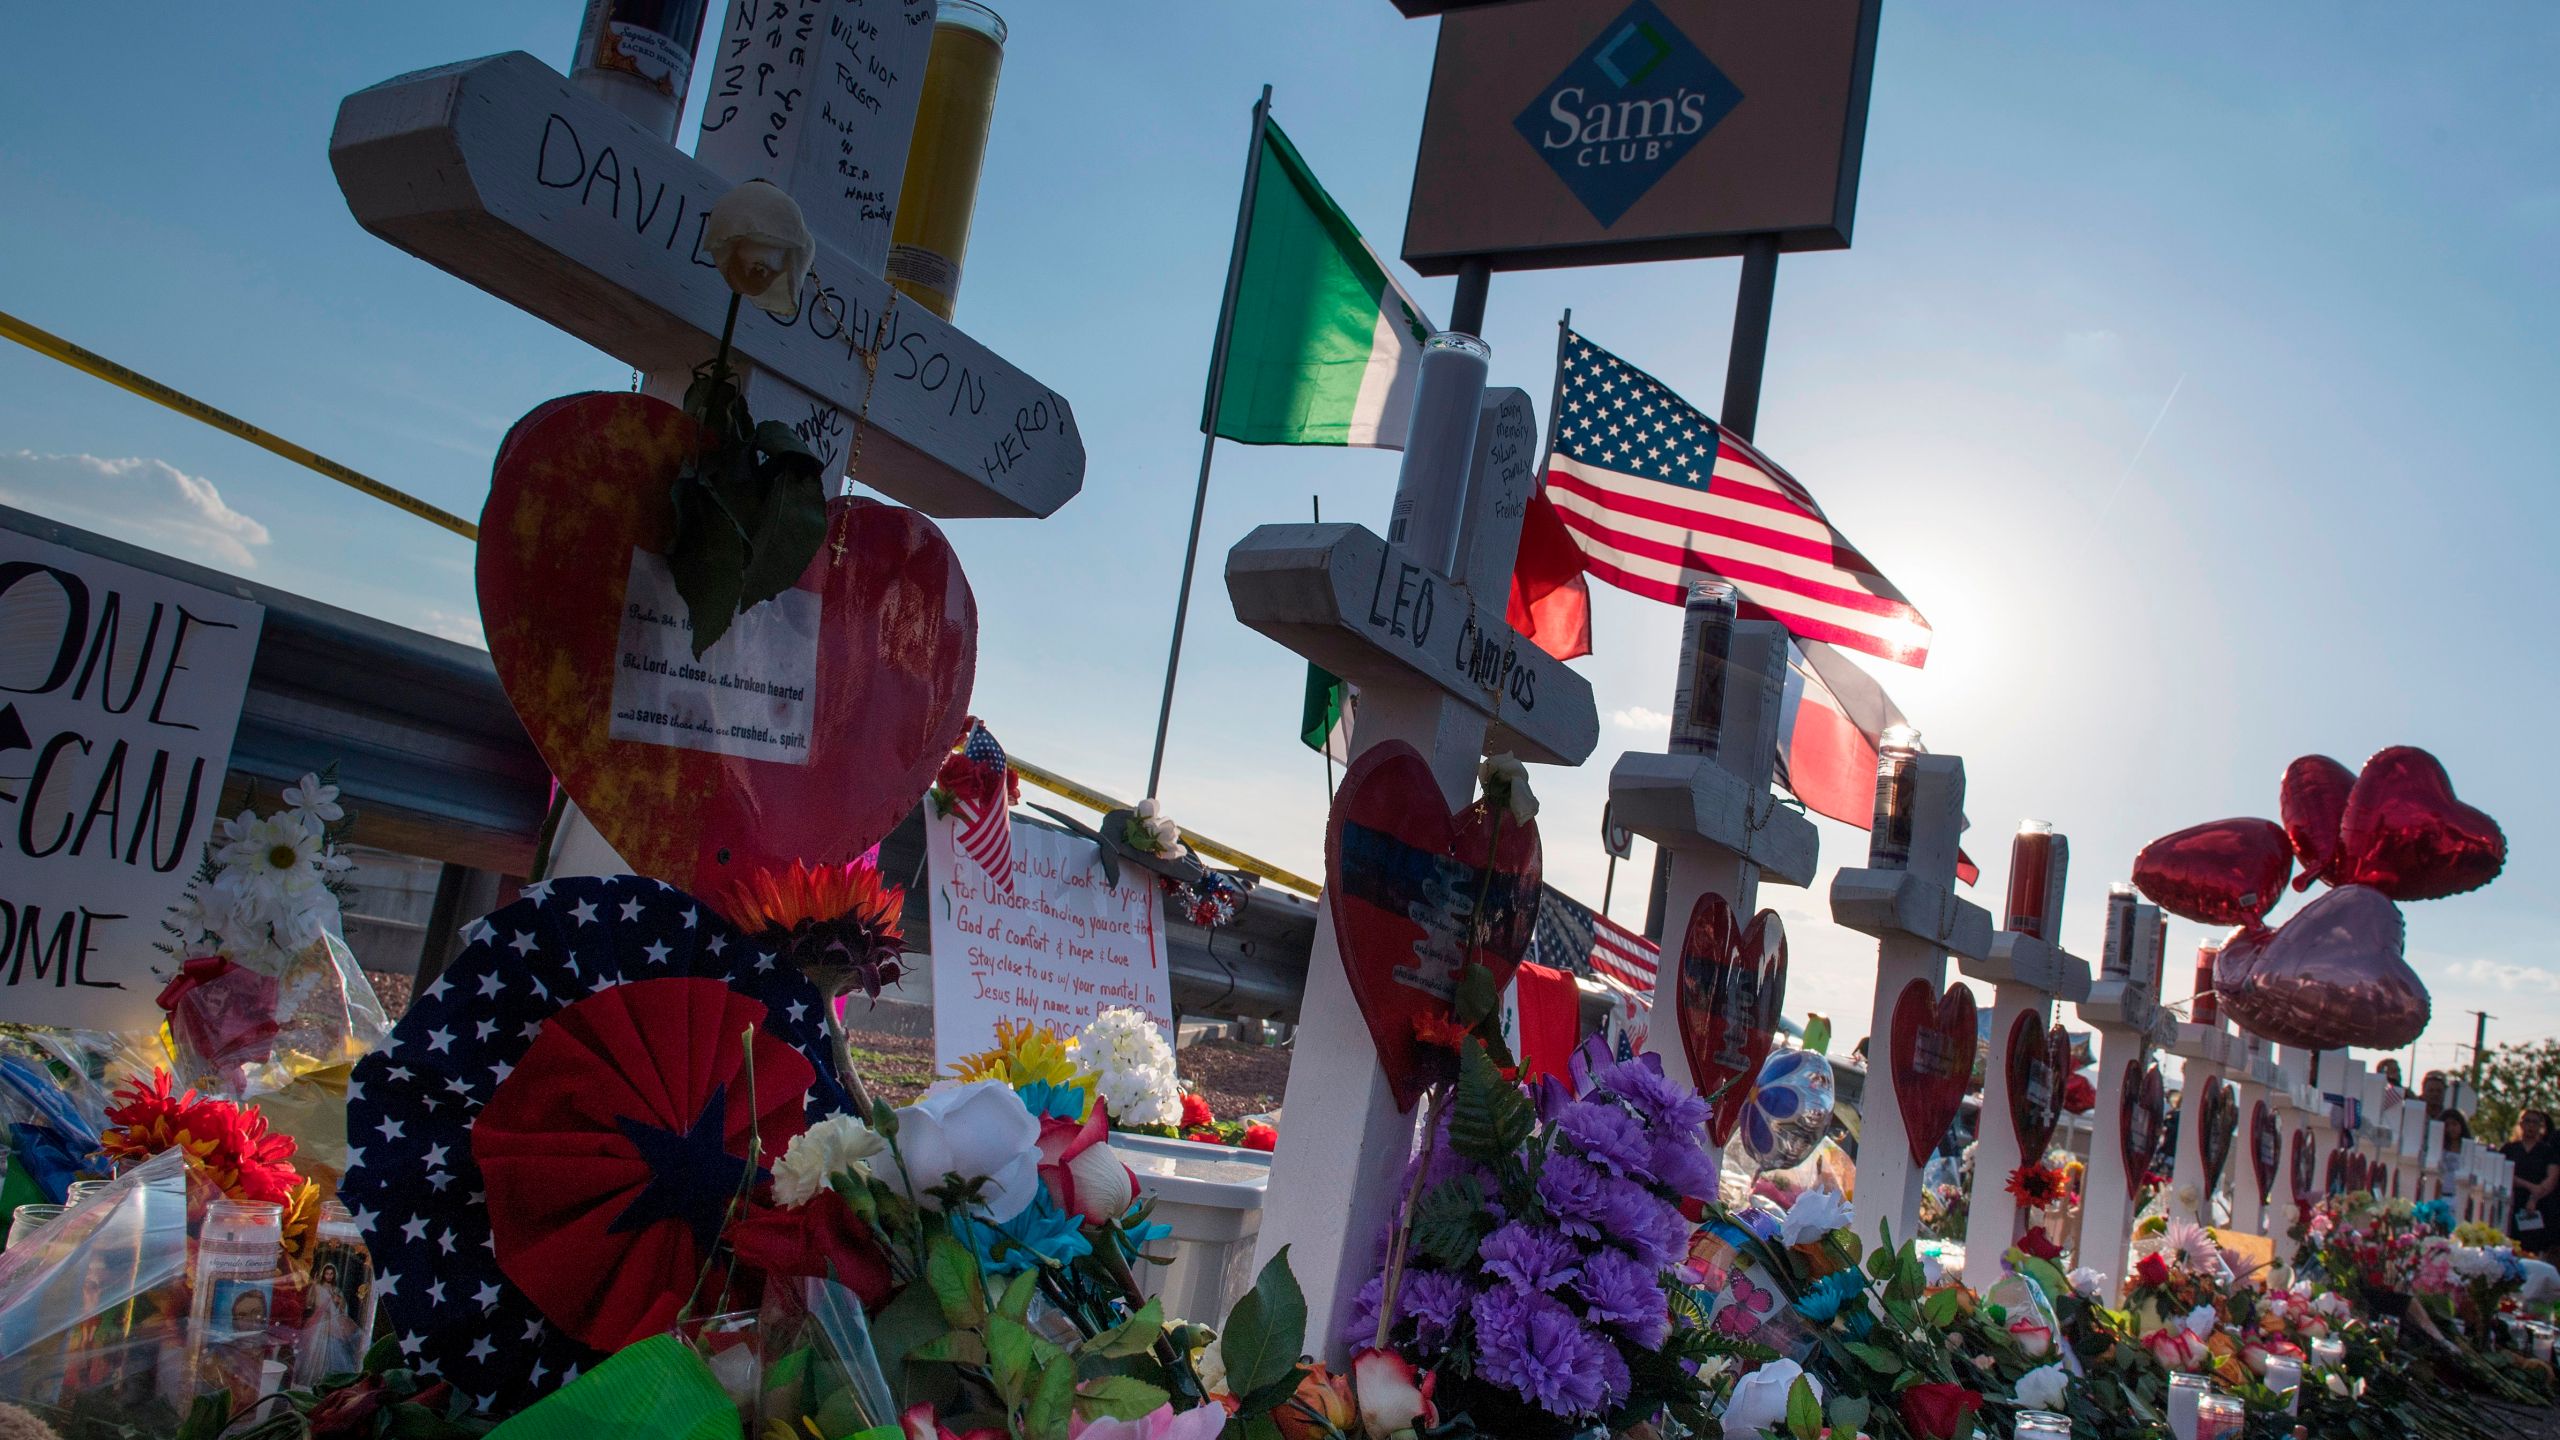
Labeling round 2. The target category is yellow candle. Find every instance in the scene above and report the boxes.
[887,2,1007,320]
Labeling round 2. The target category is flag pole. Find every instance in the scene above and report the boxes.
[1146,85,1274,800]
[1316,494,1336,804]
[1535,307,1571,480]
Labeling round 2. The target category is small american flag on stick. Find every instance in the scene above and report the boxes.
[946,719,1018,891]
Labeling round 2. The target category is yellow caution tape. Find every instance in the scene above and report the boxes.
[1009,756,1321,900]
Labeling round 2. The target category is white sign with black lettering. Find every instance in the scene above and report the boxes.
[0,533,263,1029]
[606,551,818,764]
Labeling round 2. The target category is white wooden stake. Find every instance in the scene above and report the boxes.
[1959,905,2092,1290]
[2166,1020,2234,1227]
[1830,756,1991,1257]
[2227,1030,2278,1242]
[1228,386,1597,1359]
[1610,619,1817,1096]
[2076,903,2171,1292]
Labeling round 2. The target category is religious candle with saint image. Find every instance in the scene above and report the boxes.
[2100,882,2139,980]
[2003,819,2067,940]
[570,0,709,141]
[2192,940,2221,1025]
[1669,580,1739,758]
[1866,725,1923,867]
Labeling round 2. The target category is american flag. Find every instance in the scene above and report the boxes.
[1544,329,1933,668]
[953,720,1015,891]
[1524,885,1660,996]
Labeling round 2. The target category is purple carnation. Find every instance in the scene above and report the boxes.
[1472,1285,1618,1419]
[1400,1268,1472,1348]
[1575,1247,1671,1348]
[1537,1151,1611,1241]
[1341,1274,1387,1350]
[1648,1130,1719,1200]
[1602,1177,1692,1269]
[1480,1221,1581,1293]
[1555,1100,1652,1180]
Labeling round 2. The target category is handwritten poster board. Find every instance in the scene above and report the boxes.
[926,812,1172,1070]
[0,532,263,1029]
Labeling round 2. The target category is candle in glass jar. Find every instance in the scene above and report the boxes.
[2310,1336,2345,1369]
[1668,581,1739,757]
[2101,883,2139,979]
[2005,819,2069,940]
[2014,1412,2073,1440]
[2262,1352,2302,1411]
[2192,939,2222,1025]
[2166,1373,2211,1440]
[2145,903,2169,991]
[2194,1393,2244,1440]
[1867,725,1923,868]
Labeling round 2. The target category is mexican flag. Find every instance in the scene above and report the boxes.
[1205,119,1432,448]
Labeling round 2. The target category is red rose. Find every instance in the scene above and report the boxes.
[1179,1093,1215,1129]
[307,1377,390,1439]
[2134,1253,2172,1288]
[2063,1073,2097,1113]
[728,1190,895,1306]
[1898,1382,1982,1440]
[2016,1229,2062,1262]
[1241,1123,1278,1152]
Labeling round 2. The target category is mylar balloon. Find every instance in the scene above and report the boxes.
[2214,922,2276,994]
[1739,1046,1836,1172]
[2281,755,2356,892]
[2217,884,2430,1051]
[2132,817,2293,925]
[2338,745,2507,901]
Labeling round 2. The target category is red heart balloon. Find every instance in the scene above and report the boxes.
[2289,1128,2315,1202]
[2281,755,2356,892]
[2217,884,2430,1051]
[2198,1076,2238,1197]
[1675,896,1788,1146]
[2214,922,2277,994]
[2250,1099,2281,1204]
[1888,979,1977,1165]
[2339,745,2507,901]
[2121,1061,2167,1197]
[478,393,977,896]
[1325,740,1541,1111]
[2003,1011,2067,1160]
[2132,817,2293,925]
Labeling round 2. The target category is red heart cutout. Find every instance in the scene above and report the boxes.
[2280,754,2356,892]
[2217,885,2430,1052]
[2132,817,2292,925]
[1888,979,1977,1165]
[477,393,977,896]
[2250,1099,2281,1204]
[2198,1076,2238,1196]
[2121,1061,2167,1197]
[1675,896,1788,1146]
[2339,745,2507,901]
[1325,740,1541,1111]
[2003,1011,2068,1160]
[2289,1129,2316,1202]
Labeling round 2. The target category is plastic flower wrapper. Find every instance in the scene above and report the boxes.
[0,1149,190,1414]
[0,1036,106,1207]
[1980,1271,2059,1358]
[754,1274,900,1440]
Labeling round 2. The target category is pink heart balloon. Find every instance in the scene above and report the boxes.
[2218,884,2430,1051]
[2133,817,2293,925]
[2214,922,2277,993]
[2280,755,2355,892]
[2339,745,2507,901]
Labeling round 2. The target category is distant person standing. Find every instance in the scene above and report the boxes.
[2502,1109,2559,1253]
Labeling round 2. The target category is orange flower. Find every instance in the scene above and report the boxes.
[718,858,909,999]
[281,1179,326,1281]
[1410,1012,1472,1051]
[1274,1363,1356,1440]
[100,1070,302,1205]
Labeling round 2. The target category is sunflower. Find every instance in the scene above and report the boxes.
[951,1018,1094,1100]
[718,858,908,999]
[2005,1162,2066,1209]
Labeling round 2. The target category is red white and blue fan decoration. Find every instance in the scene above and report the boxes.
[341,874,849,1411]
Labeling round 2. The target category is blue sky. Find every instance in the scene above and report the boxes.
[1,3,2552,1074]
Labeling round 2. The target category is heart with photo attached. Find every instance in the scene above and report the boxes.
[2250,1099,2281,1204]
[2121,1061,2167,1197]
[2003,1011,2068,1159]
[1325,741,1541,1110]
[1889,979,1977,1165]
[478,393,977,897]
[2198,1075,2239,1195]
[1674,894,1787,1147]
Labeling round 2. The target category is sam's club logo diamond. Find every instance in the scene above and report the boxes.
[1513,0,1742,228]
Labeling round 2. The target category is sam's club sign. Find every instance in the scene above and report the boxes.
[1512,0,1742,227]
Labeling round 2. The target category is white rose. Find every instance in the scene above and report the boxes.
[1779,1186,1854,1246]
[1720,1360,1817,1440]
[886,1080,1042,1218]
[2183,1305,2216,1338]
[2014,1362,2069,1411]
[2068,1267,2108,1299]
[704,179,814,317]
[1475,753,1538,824]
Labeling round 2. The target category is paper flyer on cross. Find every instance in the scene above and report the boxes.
[924,812,1172,1070]
[607,549,819,765]
[0,531,264,1030]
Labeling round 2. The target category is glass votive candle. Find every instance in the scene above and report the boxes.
[2194,1393,2245,1440]
[5,1204,64,1249]
[2532,1323,2556,1364]
[2015,1411,2074,1440]
[2262,1352,2303,1412]
[2310,1336,2345,1369]
[2167,1372,2212,1440]
[63,1179,110,1205]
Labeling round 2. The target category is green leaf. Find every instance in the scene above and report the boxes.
[1448,1037,1535,1163]
[668,473,749,657]
[912,1333,991,1368]
[173,1393,231,1440]
[1226,1414,1285,1440]
[1922,1287,1963,1327]
[927,1236,987,1327]
[1024,1353,1079,1440]
[1785,1376,1823,1440]
[869,1276,952,1401]
[1086,1297,1166,1359]
[1825,1393,1871,1436]
[998,1268,1041,1324]
[1845,1341,1904,1374]
[1410,1175,1490,1269]
[1219,1247,1308,1403]
[734,458,829,611]
[1075,1376,1172,1422]
[1452,961,1502,1027]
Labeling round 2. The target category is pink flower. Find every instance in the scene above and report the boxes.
[1350,1349,1438,1440]
[1071,1403,1229,1440]
[1037,1108,1138,1225]
[906,1405,1005,1440]
[2143,1326,2208,1371]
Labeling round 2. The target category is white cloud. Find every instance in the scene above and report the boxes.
[1611,705,1670,733]
[416,608,486,649]
[0,450,271,569]
[2433,957,2560,994]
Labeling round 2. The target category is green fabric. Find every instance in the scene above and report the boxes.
[1208,120,1420,445]
[1300,663,1344,752]
[0,1154,48,1233]
[487,1334,742,1440]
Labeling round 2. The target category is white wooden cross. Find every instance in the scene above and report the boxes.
[2225,1028,2281,1243]
[1226,367,1598,1358]
[2164,1010,2237,1229]
[1609,619,1818,1098]
[329,13,1081,521]
[2076,901,2173,1292]
[1958,844,2092,1290]
[1830,755,1992,1257]
[2391,1093,2427,1206]
[2271,1044,2324,1231]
